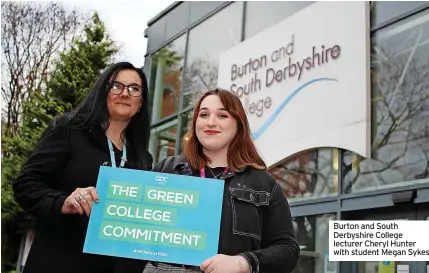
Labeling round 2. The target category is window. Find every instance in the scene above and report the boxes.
[146,16,167,53]
[370,1,428,30]
[343,11,429,193]
[244,1,313,40]
[292,214,336,273]
[178,109,194,153]
[149,34,186,123]
[149,119,178,163]
[270,148,339,201]
[357,261,412,273]
[182,2,243,109]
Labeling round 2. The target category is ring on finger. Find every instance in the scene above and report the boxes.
[81,190,90,197]
[75,195,86,203]
[73,201,80,206]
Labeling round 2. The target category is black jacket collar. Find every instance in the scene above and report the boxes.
[171,153,247,179]
[88,125,108,153]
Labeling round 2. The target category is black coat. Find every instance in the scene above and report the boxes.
[13,124,153,273]
[151,155,300,273]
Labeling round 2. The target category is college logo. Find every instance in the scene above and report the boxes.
[155,175,168,185]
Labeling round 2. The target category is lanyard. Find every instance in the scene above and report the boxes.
[200,166,229,178]
[106,136,127,168]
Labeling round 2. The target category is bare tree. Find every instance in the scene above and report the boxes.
[343,30,429,192]
[1,1,82,137]
[182,56,219,108]
[270,149,337,199]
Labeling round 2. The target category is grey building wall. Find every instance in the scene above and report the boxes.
[145,1,228,54]
[144,1,429,55]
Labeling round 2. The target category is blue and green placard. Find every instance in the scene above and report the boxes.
[83,166,224,266]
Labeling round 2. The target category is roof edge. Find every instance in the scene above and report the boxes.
[147,1,183,26]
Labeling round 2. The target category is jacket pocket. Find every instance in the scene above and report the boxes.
[229,188,270,240]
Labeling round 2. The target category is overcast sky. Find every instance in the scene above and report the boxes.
[65,0,175,67]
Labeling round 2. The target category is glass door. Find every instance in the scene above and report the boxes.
[417,206,429,273]
[344,205,418,273]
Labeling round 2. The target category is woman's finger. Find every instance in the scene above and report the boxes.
[86,186,99,203]
[81,189,94,212]
[201,257,213,272]
[70,196,84,215]
[205,263,216,273]
[75,193,90,216]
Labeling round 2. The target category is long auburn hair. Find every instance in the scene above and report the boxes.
[182,88,266,171]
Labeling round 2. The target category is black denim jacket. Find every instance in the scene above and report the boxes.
[152,155,300,273]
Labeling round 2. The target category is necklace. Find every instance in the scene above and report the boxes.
[106,136,127,168]
[106,134,123,150]
[207,167,224,179]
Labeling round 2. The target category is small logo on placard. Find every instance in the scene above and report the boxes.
[155,175,168,185]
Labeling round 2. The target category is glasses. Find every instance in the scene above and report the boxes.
[109,81,143,97]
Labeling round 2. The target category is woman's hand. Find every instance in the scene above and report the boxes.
[61,187,99,216]
[200,254,250,273]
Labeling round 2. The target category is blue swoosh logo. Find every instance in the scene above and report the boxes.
[252,77,337,140]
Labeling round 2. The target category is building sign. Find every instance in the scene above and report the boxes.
[84,167,224,266]
[218,2,370,167]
